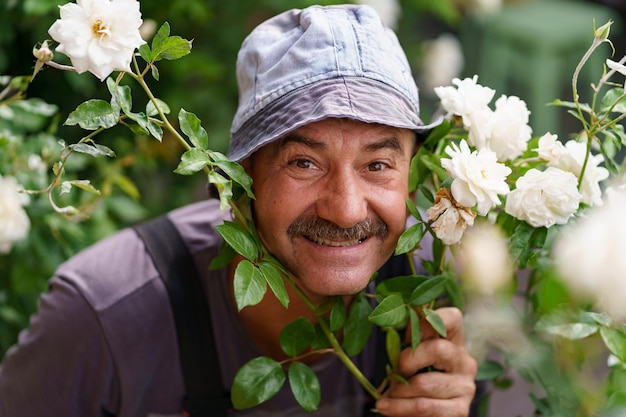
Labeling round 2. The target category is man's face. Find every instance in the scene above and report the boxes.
[244,118,414,301]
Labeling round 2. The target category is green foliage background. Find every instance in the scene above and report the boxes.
[0,0,462,358]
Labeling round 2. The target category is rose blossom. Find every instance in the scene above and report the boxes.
[488,95,532,161]
[504,167,582,228]
[537,135,608,206]
[434,76,495,150]
[48,0,146,81]
[553,185,626,320]
[0,176,31,254]
[440,139,511,216]
[426,188,476,245]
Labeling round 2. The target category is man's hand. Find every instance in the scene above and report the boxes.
[375,307,478,417]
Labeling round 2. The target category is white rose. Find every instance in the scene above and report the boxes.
[487,95,532,161]
[554,186,626,320]
[420,33,464,93]
[440,139,511,216]
[535,132,563,163]
[0,176,31,254]
[426,188,476,245]
[457,221,513,296]
[48,0,146,81]
[504,167,582,228]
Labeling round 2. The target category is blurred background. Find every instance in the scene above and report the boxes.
[1,0,625,414]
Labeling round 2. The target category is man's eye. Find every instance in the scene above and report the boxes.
[291,159,315,169]
[367,161,387,172]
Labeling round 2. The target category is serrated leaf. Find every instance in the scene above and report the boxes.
[106,78,132,114]
[146,98,170,117]
[231,356,285,409]
[288,362,321,412]
[209,151,254,199]
[280,317,316,357]
[376,275,428,303]
[386,328,402,369]
[174,148,211,175]
[69,142,114,158]
[214,221,259,261]
[151,23,192,61]
[178,108,208,150]
[233,260,266,311]
[395,223,424,255]
[409,275,448,306]
[476,360,505,381]
[65,100,118,130]
[330,297,347,332]
[424,308,447,338]
[369,294,407,327]
[601,327,626,363]
[343,295,372,356]
[258,261,289,309]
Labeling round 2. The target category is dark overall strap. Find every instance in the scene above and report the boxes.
[133,216,230,417]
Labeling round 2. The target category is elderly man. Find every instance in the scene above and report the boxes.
[0,4,477,417]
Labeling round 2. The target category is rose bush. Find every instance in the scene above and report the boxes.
[3,1,626,415]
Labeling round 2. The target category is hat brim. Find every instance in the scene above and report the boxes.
[228,77,441,162]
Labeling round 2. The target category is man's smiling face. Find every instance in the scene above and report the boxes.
[244,118,414,302]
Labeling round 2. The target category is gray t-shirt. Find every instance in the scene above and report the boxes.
[0,199,380,417]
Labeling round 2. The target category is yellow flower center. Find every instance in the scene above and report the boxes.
[92,19,111,39]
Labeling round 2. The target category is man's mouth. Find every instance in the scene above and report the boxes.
[304,235,368,247]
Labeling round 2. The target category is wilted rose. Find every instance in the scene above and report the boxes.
[48,0,146,81]
[504,167,582,228]
[426,188,476,245]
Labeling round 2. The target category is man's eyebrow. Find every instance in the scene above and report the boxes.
[275,132,325,151]
[364,137,405,155]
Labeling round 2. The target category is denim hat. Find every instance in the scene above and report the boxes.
[228,4,438,162]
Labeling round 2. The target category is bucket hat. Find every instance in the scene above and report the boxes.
[228,4,438,162]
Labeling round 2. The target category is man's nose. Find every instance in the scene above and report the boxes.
[316,168,368,229]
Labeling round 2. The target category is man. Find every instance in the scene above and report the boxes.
[0,4,477,417]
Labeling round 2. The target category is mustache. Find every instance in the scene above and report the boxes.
[287,215,389,242]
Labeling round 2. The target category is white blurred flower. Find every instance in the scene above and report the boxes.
[354,0,401,29]
[505,167,582,228]
[440,139,511,215]
[457,221,513,296]
[28,155,47,173]
[537,134,608,206]
[0,176,31,254]
[488,95,532,161]
[470,0,503,13]
[554,186,626,321]
[426,188,476,245]
[420,33,464,93]
[434,76,495,150]
[48,0,146,81]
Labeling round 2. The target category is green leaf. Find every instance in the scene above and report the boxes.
[409,275,449,306]
[343,295,372,356]
[150,64,160,81]
[106,78,132,114]
[395,223,424,255]
[208,170,233,211]
[376,275,428,303]
[385,328,402,369]
[178,108,208,150]
[174,149,211,175]
[138,43,152,63]
[209,151,255,199]
[288,362,321,412]
[424,308,447,338]
[233,260,266,311]
[232,357,285,409]
[539,322,598,340]
[601,327,626,363]
[330,297,347,332]
[214,221,259,261]
[476,360,505,381]
[408,308,421,351]
[64,100,118,130]
[405,198,422,222]
[600,87,626,113]
[151,22,192,61]
[279,317,316,357]
[146,98,170,117]
[209,241,237,270]
[69,142,115,158]
[258,261,289,309]
[67,180,100,195]
[125,111,163,140]
[369,294,407,327]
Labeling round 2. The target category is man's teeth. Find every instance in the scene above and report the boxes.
[308,236,365,247]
